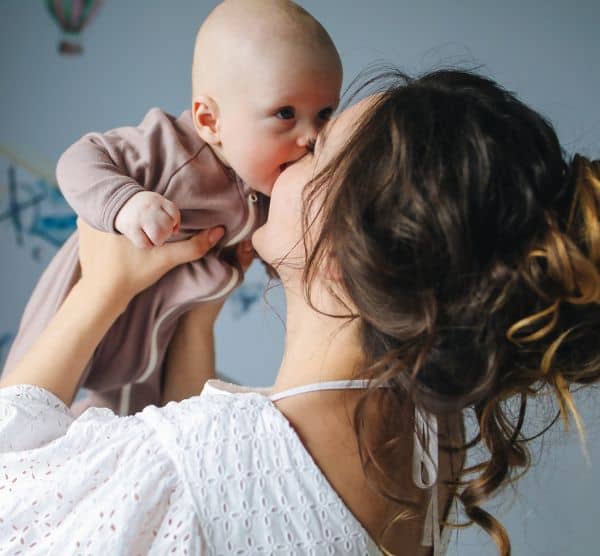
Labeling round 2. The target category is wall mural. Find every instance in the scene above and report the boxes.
[0,147,75,259]
[45,0,104,55]
[0,334,15,370]
[0,146,263,370]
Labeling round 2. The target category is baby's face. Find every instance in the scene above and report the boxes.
[216,56,342,196]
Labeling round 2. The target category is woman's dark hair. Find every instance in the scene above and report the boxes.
[298,68,600,555]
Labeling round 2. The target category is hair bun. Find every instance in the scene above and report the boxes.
[563,155,600,264]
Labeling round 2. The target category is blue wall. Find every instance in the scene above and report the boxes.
[1,2,599,554]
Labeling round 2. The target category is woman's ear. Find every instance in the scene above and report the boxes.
[192,96,221,146]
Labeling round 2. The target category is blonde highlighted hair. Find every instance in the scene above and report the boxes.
[295,68,600,555]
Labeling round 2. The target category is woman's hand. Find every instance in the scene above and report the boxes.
[0,220,228,404]
[77,218,225,305]
[187,239,256,330]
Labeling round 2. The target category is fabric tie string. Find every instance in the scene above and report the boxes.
[413,407,440,555]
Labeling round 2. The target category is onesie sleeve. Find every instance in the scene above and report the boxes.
[55,108,192,233]
[0,384,206,554]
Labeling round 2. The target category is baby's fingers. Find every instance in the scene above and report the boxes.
[160,199,181,233]
[128,227,154,249]
[144,213,176,246]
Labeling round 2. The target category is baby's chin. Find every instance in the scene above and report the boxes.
[250,163,293,197]
[251,183,273,197]
[251,177,278,197]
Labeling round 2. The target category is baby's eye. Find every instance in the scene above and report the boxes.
[275,106,295,120]
[318,107,333,121]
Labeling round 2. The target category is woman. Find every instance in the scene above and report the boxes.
[1,69,598,556]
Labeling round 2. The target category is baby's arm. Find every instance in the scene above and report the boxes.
[56,108,183,243]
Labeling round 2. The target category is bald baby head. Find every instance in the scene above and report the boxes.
[189,0,342,196]
[192,0,341,99]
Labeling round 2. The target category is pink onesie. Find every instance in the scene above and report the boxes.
[3,108,269,415]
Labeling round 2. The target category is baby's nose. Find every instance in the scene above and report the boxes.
[296,125,318,148]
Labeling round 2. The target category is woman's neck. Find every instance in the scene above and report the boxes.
[272,285,365,392]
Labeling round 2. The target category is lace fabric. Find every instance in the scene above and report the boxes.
[268,378,444,556]
[0,380,451,555]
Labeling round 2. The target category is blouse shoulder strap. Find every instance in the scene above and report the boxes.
[269,379,378,402]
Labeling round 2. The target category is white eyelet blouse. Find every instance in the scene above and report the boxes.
[0,380,452,555]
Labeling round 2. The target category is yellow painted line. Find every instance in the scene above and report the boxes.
[0,145,58,187]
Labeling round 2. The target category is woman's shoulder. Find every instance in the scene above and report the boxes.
[153,379,290,458]
[145,379,275,433]
[0,385,206,554]
[202,378,273,397]
[168,380,382,554]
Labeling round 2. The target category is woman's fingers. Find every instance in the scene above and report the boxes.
[76,218,226,300]
[237,240,255,272]
[159,227,225,270]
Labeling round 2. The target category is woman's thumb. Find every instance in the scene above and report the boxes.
[164,226,225,267]
[208,226,226,245]
[237,240,255,272]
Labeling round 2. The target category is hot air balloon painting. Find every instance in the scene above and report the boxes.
[45,0,103,55]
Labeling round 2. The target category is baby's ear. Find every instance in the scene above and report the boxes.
[192,96,221,145]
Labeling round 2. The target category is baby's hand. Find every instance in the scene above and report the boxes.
[115,191,181,248]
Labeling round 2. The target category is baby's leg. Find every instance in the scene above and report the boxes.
[159,240,255,405]
[160,303,220,405]
[70,381,159,416]
[3,234,80,375]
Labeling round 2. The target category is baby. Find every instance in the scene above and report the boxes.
[3,0,343,415]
